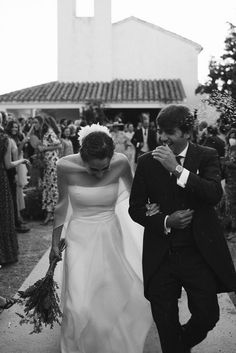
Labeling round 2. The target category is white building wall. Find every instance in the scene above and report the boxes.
[58,0,112,82]
[57,1,201,108]
[112,19,200,108]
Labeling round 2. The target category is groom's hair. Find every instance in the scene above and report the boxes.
[80,131,115,162]
[156,104,195,134]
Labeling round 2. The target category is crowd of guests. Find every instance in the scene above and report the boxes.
[0,109,236,270]
[197,120,236,236]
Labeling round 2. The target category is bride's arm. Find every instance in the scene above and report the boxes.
[120,154,133,193]
[50,160,69,262]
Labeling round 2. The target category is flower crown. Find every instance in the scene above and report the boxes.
[78,123,111,145]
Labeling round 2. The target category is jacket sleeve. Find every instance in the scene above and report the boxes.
[131,130,138,147]
[185,148,223,206]
[129,157,165,232]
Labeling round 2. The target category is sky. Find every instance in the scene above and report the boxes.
[0,0,235,95]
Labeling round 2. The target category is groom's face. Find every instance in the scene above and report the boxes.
[158,127,189,155]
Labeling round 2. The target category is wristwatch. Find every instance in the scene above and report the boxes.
[173,164,183,178]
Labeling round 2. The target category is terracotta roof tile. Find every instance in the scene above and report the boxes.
[0,79,186,104]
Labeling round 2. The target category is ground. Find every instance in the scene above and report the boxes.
[0,222,52,298]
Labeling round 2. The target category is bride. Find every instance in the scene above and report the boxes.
[49,124,161,353]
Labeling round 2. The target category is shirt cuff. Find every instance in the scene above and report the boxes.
[177,168,190,188]
[164,215,171,234]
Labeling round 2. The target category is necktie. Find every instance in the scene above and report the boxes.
[144,129,147,136]
[176,155,182,165]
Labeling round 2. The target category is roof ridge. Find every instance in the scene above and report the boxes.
[113,16,202,52]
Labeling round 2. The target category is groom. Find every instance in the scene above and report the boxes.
[129,104,236,353]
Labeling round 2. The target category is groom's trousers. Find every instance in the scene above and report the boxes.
[147,246,219,353]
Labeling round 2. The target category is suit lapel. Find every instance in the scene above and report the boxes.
[139,129,144,142]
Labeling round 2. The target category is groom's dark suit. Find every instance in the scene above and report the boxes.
[129,142,236,352]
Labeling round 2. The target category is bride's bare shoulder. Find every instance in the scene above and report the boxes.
[56,154,85,173]
[112,152,128,163]
[57,154,78,165]
[112,152,130,171]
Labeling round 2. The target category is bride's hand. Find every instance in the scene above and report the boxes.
[49,245,62,263]
[146,203,161,217]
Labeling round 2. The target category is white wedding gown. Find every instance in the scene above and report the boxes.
[60,182,153,353]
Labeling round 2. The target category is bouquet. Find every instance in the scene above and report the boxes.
[16,239,66,334]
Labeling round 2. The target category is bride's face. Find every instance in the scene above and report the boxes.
[85,157,111,179]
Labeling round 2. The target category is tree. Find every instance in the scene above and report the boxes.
[196,22,236,99]
[202,90,236,128]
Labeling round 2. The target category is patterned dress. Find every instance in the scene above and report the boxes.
[41,128,60,213]
[0,131,18,265]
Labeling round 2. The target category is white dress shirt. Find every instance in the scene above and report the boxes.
[141,127,149,152]
[176,143,190,188]
[164,143,190,234]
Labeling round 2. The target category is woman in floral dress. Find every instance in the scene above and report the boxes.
[37,115,62,225]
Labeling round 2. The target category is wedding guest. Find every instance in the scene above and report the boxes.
[68,123,80,153]
[131,113,158,163]
[111,121,132,157]
[37,115,62,225]
[197,120,208,144]
[5,120,30,233]
[26,116,45,186]
[60,127,74,157]
[22,116,33,135]
[149,120,157,132]
[0,121,29,265]
[5,120,30,218]
[124,122,135,141]
[124,122,136,172]
[201,125,226,178]
[59,118,68,131]
[201,125,225,158]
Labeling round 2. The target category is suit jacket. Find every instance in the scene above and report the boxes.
[131,128,158,153]
[129,142,236,298]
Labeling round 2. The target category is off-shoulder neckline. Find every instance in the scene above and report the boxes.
[68,182,119,189]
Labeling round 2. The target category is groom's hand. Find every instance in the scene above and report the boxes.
[166,209,194,229]
[152,145,178,172]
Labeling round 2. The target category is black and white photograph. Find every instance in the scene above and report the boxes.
[0,1,236,352]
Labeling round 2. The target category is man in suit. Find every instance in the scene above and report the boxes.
[129,104,236,353]
[131,113,158,162]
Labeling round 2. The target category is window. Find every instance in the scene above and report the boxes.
[76,0,94,17]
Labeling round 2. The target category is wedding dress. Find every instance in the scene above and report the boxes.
[54,153,154,353]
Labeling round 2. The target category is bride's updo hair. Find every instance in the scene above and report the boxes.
[80,131,115,162]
